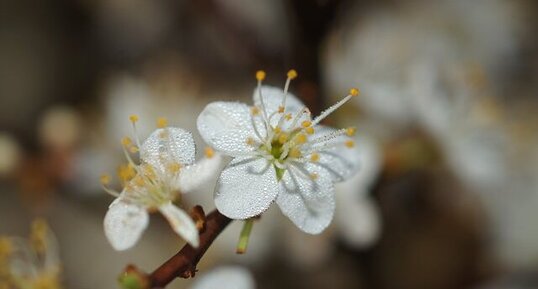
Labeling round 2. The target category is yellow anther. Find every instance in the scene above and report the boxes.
[100,174,111,185]
[345,140,355,148]
[246,137,256,146]
[133,175,145,187]
[117,164,136,183]
[289,148,302,158]
[278,106,285,113]
[287,69,298,80]
[305,127,315,135]
[129,114,139,123]
[346,127,356,136]
[142,164,156,178]
[278,133,289,144]
[349,88,360,97]
[274,127,282,134]
[250,106,260,116]
[168,163,181,174]
[204,147,215,158]
[121,137,132,147]
[157,117,168,128]
[310,173,319,180]
[129,146,139,154]
[310,153,320,162]
[256,70,266,81]
[285,113,292,121]
[301,120,312,128]
[295,133,307,144]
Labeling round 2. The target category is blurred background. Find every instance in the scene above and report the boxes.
[1,0,538,288]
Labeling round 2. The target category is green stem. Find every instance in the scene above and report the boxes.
[236,219,254,254]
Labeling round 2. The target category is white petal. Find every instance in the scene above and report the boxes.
[191,266,256,289]
[253,85,310,129]
[335,171,381,248]
[140,127,196,175]
[197,101,264,156]
[276,163,335,234]
[104,198,149,251]
[310,125,361,182]
[215,156,278,219]
[174,152,225,193]
[158,202,199,247]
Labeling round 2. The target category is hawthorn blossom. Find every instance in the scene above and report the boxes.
[191,266,255,289]
[102,117,222,250]
[0,219,62,289]
[197,70,361,234]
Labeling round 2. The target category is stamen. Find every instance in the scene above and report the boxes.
[289,107,310,130]
[129,146,139,153]
[285,113,292,121]
[255,70,266,81]
[301,120,312,128]
[100,174,111,185]
[295,133,307,144]
[167,163,181,174]
[310,153,320,162]
[250,106,260,116]
[305,127,315,135]
[100,174,120,197]
[157,117,168,128]
[289,148,302,158]
[246,137,256,146]
[312,88,359,125]
[204,147,215,158]
[346,127,356,136]
[129,115,142,148]
[117,164,136,183]
[278,133,289,144]
[129,114,139,123]
[121,137,133,147]
[309,128,348,145]
[280,69,298,115]
[310,173,319,180]
[345,140,355,148]
[255,70,270,127]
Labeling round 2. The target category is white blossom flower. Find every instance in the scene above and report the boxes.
[197,70,361,234]
[190,266,255,289]
[0,219,62,289]
[102,117,223,250]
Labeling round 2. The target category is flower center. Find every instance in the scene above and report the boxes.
[247,70,360,180]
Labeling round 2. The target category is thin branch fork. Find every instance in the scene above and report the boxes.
[120,209,232,289]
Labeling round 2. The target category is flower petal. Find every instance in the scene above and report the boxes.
[174,152,226,193]
[276,163,335,234]
[158,202,199,247]
[191,266,256,289]
[309,125,361,182]
[336,194,381,248]
[197,101,264,156]
[253,85,309,129]
[104,198,149,251]
[140,127,196,175]
[215,156,278,219]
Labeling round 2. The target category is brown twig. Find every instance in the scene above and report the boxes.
[120,209,232,289]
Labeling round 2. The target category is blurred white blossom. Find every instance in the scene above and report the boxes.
[103,119,223,250]
[191,266,255,289]
[0,219,62,289]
